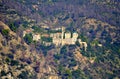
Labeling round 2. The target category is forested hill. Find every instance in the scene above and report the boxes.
[0,0,120,79]
[1,0,120,27]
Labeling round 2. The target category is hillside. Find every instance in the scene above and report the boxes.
[1,0,120,27]
[0,0,120,79]
[0,21,62,79]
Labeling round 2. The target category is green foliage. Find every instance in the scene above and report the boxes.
[78,34,88,42]
[37,44,55,56]
[41,36,52,42]
[64,69,72,79]
[1,29,9,36]
[1,70,7,76]
[54,53,61,60]
[18,71,28,79]
[32,26,45,33]
[60,45,67,54]
[5,57,19,66]
[5,57,10,64]
[72,69,88,79]
[69,59,77,67]
[58,65,73,79]
[76,41,80,47]
[58,65,65,75]
[72,69,81,79]
[91,40,99,46]
[22,21,30,28]
[0,0,119,79]
[9,23,17,32]
[11,60,19,66]
[24,33,33,44]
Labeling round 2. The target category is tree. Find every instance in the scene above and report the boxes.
[24,33,33,44]
[1,70,7,76]
[18,71,28,79]
[69,59,77,67]
[1,29,9,36]
[64,69,72,79]
[54,54,61,60]
[76,41,80,47]
[11,60,19,66]
[60,45,67,54]
[78,34,88,43]
[72,69,81,79]
[9,23,17,32]
[72,69,88,79]
[41,36,53,42]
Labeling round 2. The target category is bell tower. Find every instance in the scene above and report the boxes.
[61,26,65,39]
[61,26,65,45]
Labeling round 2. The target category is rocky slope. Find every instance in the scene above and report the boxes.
[0,21,58,79]
[0,0,120,79]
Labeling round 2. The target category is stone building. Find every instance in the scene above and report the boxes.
[22,26,87,51]
[78,39,87,51]
[52,38,62,46]
[50,33,62,39]
[32,33,41,41]
[50,27,79,46]
[73,32,78,38]
[65,32,71,39]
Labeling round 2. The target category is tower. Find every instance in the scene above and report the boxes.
[61,26,65,39]
[61,26,65,45]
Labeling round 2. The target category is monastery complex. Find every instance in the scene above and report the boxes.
[23,27,87,51]
[50,27,78,46]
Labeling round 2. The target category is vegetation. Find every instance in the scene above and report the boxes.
[78,34,88,43]
[60,45,67,54]
[9,22,18,32]
[72,69,88,79]
[75,41,80,47]
[91,40,99,46]
[48,29,62,33]
[1,70,7,76]
[36,44,55,56]
[54,53,61,60]
[18,71,28,79]
[24,33,33,44]
[0,0,119,79]
[41,36,52,42]
[11,60,19,66]
[1,29,9,36]
[32,26,45,33]
[22,21,30,28]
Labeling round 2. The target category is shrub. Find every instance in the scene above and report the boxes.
[72,69,81,79]
[54,54,61,60]
[9,23,17,32]
[1,70,7,76]
[60,45,67,54]
[18,71,28,79]
[7,53,14,59]
[5,57,11,64]
[69,59,77,67]
[11,60,19,66]
[1,29,9,36]
[24,33,33,44]
[41,36,53,42]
